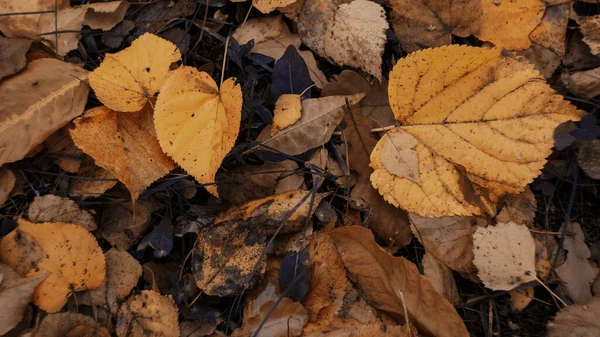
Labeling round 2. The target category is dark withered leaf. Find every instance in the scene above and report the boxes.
[101,20,135,49]
[278,249,310,302]
[271,45,313,101]
[571,114,600,140]
[138,217,174,258]
[554,122,576,151]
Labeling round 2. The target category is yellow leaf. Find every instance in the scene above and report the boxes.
[88,33,181,112]
[272,94,302,135]
[371,45,584,217]
[154,66,242,197]
[71,106,175,200]
[116,290,179,337]
[0,219,105,312]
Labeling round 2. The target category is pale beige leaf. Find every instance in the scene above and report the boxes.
[579,140,600,179]
[578,14,600,55]
[272,94,302,135]
[473,221,537,291]
[253,0,298,14]
[422,253,461,305]
[0,36,31,80]
[298,0,342,58]
[0,58,89,166]
[329,226,469,337]
[232,298,308,337]
[0,168,16,207]
[547,297,600,337]
[35,312,100,337]
[372,45,584,217]
[28,195,97,231]
[275,160,305,194]
[232,16,286,45]
[555,222,595,304]
[116,290,179,337]
[562,67,600,100]
[389,0,481,53]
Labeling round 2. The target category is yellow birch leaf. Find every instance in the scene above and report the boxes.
[272,94,302,135]
[88,33,181,112]
[0,219,105,312]
[154,66,242,197]
[371,45,584,217]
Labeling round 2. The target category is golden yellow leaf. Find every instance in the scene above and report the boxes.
[371,45,584,217]
[0,219,105,312]
[477,0,545,50]
[88,33,181,112]
[154,66,242,197]
[116,290,179,337]
[71,106,175,200]
[509,288,534,311]
[272,94,302,135]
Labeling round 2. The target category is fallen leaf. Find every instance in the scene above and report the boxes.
[565,30,600,69]
[71,106,175,200]
[272,94,302,135]
[389,0,481,53]
[0,227,43,275]
[0,36,31,80]
[495,187,537,227]
[66,326,111,337]
[44,126,84,173]
[579,140,600,179]
[0,58,89,166]
[138,216,174,258]
[0,263,48,335]
[35,312,101,337]
[578,14,600,56]
[0,219,105,312]
[88,33,181,112]
[555,222,595,304]
[253,0,298,14]
[116,290,179,337]
[133,0,197,32]
[256,93,365,155]
[371,45,584,217]
[547,297,600,337]
[272,45,314,101]
[473,221,537,291]
[0,168,16,207]
[154,66,242,197]
[28,195,97,231]
[232,297,308,337]
[297,0,342,58]
[303,319,413,337]
[509,287,534,311]
[142,261,179,295]
[422,253,461,305]
[477,0,546,50]
[99,201,152,250]
[329,226,469,337]
[562,67,600,99]
[278,249,310,302]
[69,157,118,199]
[216,162,286,204]
[275,160,305,194]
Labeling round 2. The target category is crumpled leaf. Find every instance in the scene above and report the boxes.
[473,221,537,291]
[579,140,600,179]
[0,219,105,312]
[35,312,101,337]
[476,0,546,50]
[272,45,313,101]
[329,226,469,337]
[116,290,179,337]
[232,297,308,337]
[28,195,97,231]
[256,93,365,155]
[99,201,153,250]
[578,14,600,56]
[71,106,175,200]
[0,36,31,80]
[389,0,481,53]
[69,157,118,199]
[0,168,16,207]
[555,222,595,304]
[89,33,181,112]
[154,66,242,197]
[547,297,600,337]
[0,58,89,166]
[0,263,48,335]
[371,45,584,217]
[422,252,460,305]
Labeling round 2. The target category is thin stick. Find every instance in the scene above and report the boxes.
[530,229,575,236]
[220,34,230,88]
[535,275,568,307]
[371,125,395,132]
[396,289,412,336]
[299,83,316,97]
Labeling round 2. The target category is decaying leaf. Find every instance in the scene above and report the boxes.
[422,252,461,305]
[329,226,469,337]
[547,297,600,337]
[257,93,365,155]
[0,168,16,207]
[69,157,118,199]
[562,66,600,99]
[578,14,600,56]
[44,126,84,173]
[272,45,314,101]
[216,162,287,204]
[579,140,600,179]
[253,0,298,14]
[477,0,545,50]
[66,326,111,337]
[0,263,48,335]
[371,45,584,217]
[0,219,105,312]
[495,187,537,226]
[154,66,242,197]
[473,222,537,291]
[232,297,308,337]
[555,222,595,304]
[100,201,153,250]
[89,33,181,112]
[303,319,413,337]
[389,0,481,53]
[116,290,179,337]
[0,227,42,275]
[272,94,302,135]
[35,312,101,337]
[28,195,97,231]
[0,36,31,80]
[0,58,89,166]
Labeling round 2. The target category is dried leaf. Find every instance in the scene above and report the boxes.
[89,33,181,112]
[329,226,469,337]
[66,326,111,337]
[257,93,365,155]
[547,297,600,337]
[0,228,42,275]
[35,312,100,337]
[216,163,285,204]
[116,290,179,337]
[154,66,242,197]
[253,0,298,14]
[372,45,584,217]
[71,106,175,200]
[99,201,152,250]
[303,319,413,337]
[298,0,342,58]
[422,253,461,305]
[28,195,97,231]
[69,157,118,199]
[0,168,16,207]
[495,187,536,227]
[389,0,481,53]
[272,45,313,101]
[555,222,595,304]
[0,219,105,312]
[44,126,84,173]
[0,58,89,166]
[278,249,310,302]
[0,264,48,335]
[562,67,600,100]
[0,36,31,80]
[578,14,600,55]
[477,0,545,50]
[579,140,600,179]
[232,297,308,337]
[473,221,537,291]
[509,287,534,311]
[272,94,302,135]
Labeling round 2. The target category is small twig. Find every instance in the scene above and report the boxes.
[221,34,230,88]
[529,229,575,236]
[370,125,395,132]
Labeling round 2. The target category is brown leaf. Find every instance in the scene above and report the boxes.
[509,287,534,311]
[422,253,461,305]
[116,290,179,337]
[0,36,31,80]
[0,228,42,275]
[579,140,600,179]
[28,195,97,231]
[34,312,100,337]
[547,297,600,337]
[578,14,600,56]
[303,319,413,337]
[243,257,281,320]
[329,226,469,337]
[0,168,16,207]
[562,67,600,99]
[0,263,48,335]
[390,0,481,53]
[0,58,89,166]
[555,222,595,304]
[216,163,285,204]
[69,156,118,199]
[232,297,308,337]
[71,106,175,200]
[66,326,111,337]
[99,201,152,250]
[44,126,84,173]
[495,187,537,227]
